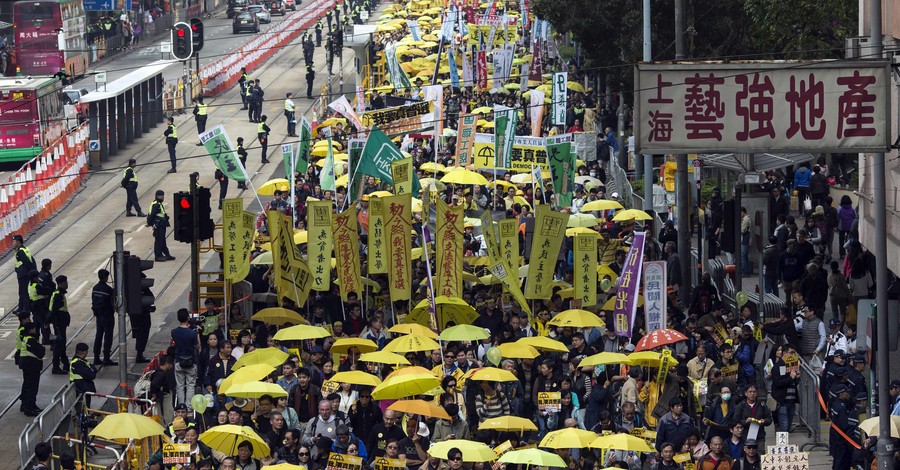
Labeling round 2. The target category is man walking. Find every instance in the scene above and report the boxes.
[148,190,174,262]
[193,96,208,145]
[122,158,144,216]
[285,93,297,136]
[164,117,178,173]
[258,115,271,164]
[172,308,200,407]
[90,269,117,366]
[49,275,70,374]
[13,234,36,313]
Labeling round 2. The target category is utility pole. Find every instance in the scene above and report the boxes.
[674,0,690,303]
[190,173,200,314]
[114,230,127,391]
[642,0,654,216]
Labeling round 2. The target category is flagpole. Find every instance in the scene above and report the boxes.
[291,151,296,228]
[421,224,443,360]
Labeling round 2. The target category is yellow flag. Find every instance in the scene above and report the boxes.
[435,199,464,298]
[390,157,414,195]
[307,200,334,291]
[223,199,253,282]
[368,196,387,274]
[383,194,413,301]
[479,211,500,261]
[268,210,312,307]
[574,233,598,306]
[525,205,569,299]
[333,206,362,301]
[497,218,519,272]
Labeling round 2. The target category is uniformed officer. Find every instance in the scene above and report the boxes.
[18,321,45,417]
[848,353,868,399]
[306,65,315,99]
[315,20,323,46]
[12,234,36,313]
[828,383,853,470]
[258,115,271,164]
[123,158,145,216]
[285,93,297,136]
[37,258,55,344]
[824,318,847,359]
[236,137,248,189]
[91,269,116,366]
[193,96,208,145]
[49,275,70,374]
[164,117,178,173]
[14,310,31,369]
[70,343,97,408]
[238,67,250,110]
[147,190,174,262]
[215,168,228,210]
[28,269,53,344]
[851,391,868,442]
[250,80,264,123]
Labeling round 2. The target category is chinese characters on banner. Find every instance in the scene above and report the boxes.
[552,72,567,126]
[435,200,464,298]
[479,211,500,261]
[390,157,414,195]
[497,218,519,276]
[494,105,517,169]
[374,458,407,470]
[384,194,413,300]
[612,232,646,337]
[455,114,478,166]
[368,197,387,274]
[423,84,444,144]
[546,133,575,207]
[307,201,334,291]
[573,233,598,306]
[200,125,248,182]
[487,259,533,320]
[466,25,518,45]
[162,444,192,465]
[635,63,891,153]
[327,452,363,470]
[760,451,809,470]
[476,50,488,90]
[333,207,362,300]
[280,143,295,178]
[537,391,561,412]
[643,261,667,332]
[473,133,548,172]
[360,102,435,136]
[222,199,253,282]
[268,210,312,307]
[529,89,545,137]
[525,205,570,299]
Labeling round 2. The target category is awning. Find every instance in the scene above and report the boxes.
[697,153,815,173]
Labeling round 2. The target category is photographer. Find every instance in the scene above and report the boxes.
[171,308,200,409]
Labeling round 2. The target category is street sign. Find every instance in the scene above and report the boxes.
[94,70,107,84]
[89,140,100,151]
[83,0,131,11]
[160,42,171,53]
[693,159,703,168]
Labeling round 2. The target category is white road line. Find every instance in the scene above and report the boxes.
[70,280,89,298]
[5,348,16,361]
[95,259,110,273]
[124,237,134,246]
[136,224,145,233]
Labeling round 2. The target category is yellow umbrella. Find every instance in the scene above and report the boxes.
[375,84,395,93]
[420,177,446,191]
[251,307,307,326]
[384,334,442,353]
[335,174,349,187]
[548,309,606,328]
[580,200,624,212]
[439,324,490,341]
[389,323,439,339]
[601,295,644,311]
[509,171,549,184]
[401,62,417,73]
[540,428,598,449]
[369,190,394,198]
[557,287,575,299]
[313,140,342,150]
[428,440,497,462]
[385,366,436,380]
[320,117,348,128]
[627,351,678,367]
[389,399,451,419]
[359,350,412,365]
[420,161,445,172]
[200,425,270,458]
[471,106,493,114]
[499,449,566,467]
[489,180,517,192]
[218,363,275,395]
[273,324,332,341]
[497,342,540,359]
[568,213,599,228]
[478,416,538,432]
[464,366,519,382]
[566,227,599,237]
[612,209,653,221]
[311,147,330,157]
[330,370,383,387]
[372,371,442,400]
[330,338,379,354]
[441,169,489,186]
[89,413,168,440]
[225,380,288,399]
[232,347,289,371]
[575,175,602,187]
[480,121,496,128]
[566,81,585,93]
[588,433,655,453]
[408,296,479,327]
[859,416,900,438]
[517,336,569,353]
[334,276,382,293]
[257,178,290,196]
[580,352,633,368]
[504,83,521,90]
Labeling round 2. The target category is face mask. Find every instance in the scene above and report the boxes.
[721,393,732,401]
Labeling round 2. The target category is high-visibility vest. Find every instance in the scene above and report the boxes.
[124,167,137,183]
[196,103,208,116]
[15,325,24,355]
[19,336,36,359]
[15,246,33,269]
[258,122,267,135]
[167,124,177,139]
[70,357,87,382]
[151,200,167,219]
[246,86,253,97]
[50,290,67,314]
[285,99,295,112]
[28,281,46,301]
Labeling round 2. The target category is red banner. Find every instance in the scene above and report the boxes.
[476,50,488,90]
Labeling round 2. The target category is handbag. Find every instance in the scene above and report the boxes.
[803,197,812,211]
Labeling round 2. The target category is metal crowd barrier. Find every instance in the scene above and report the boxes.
[797,359,829,451]
[49,436,126,470]
[18,384,78,469]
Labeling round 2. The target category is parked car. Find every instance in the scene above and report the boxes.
[227,0,250,18]
[284,0,298,11]
[247,4,272,23]
[268,0,286,15]
[232,10,260,34]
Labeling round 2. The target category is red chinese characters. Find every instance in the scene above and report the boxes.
[735,73,775,141]
[836,70,878,138]
[683,73,726,141]
[647,74,674,143]
[786,73,826,140]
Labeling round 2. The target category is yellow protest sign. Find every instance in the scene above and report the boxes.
[307,200,334,291]
[465,25,519,45]
[269,210,312,307]
[223,199,253,282]
[497,218,519,272]
[321,380,341,395]
[162,443,192,465]
[674,453,692,464]
[391,157,415,195]
[491,440,514,470]
[328,453,363,470]
[368,197,387,274]
[487,259,532,320]
[525,205,569,299]
[537,391,561,412]
[384,194,413,301]
[574,233,598,306]
[657,349,673,384]
[361,101,434,136]
[333,206,362,301]
[374,457,407,470]
[480,211,500,262]
[473,133,548,172]
[435,199,464,298]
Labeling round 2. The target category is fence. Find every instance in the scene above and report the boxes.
[797,359,829,451]
[18,384,79,469]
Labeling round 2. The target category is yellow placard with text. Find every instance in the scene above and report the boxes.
[328,453,363,470]
[308,200,334,291]
[435,199,464,298]
[574,233,598,306]
[391,157,415,195]
[333,206,362,300]
[497,218,519,273]
[223,199,254,282]
[525,205,569,299]
[269,210,312,307]
[537,391,561,412]
[368,197,387,274]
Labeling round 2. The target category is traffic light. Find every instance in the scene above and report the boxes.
[173,191,194,243]
[190,18,204,52]
[123,255,155,316]
[171,22,193,61]
[196,186,215,241]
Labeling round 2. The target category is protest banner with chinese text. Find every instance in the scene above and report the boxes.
[308,201,334,291]
[476,50,488,89]
[473,133,547,172]
[360,102,434,136]
[375,458,407,470]
[201,125,248,182]
[546,133,575,207]
[456,114,478,166]
[328,95,365,132]
[537,392,561,412]
[297,116,312,174]
[223,199,253,282]
[487,260,532,321]
[391,157,415,195]
[368,197,388,274]
[384,42,412,91]
[436,200,464,298]
[525,205,569,299]
[497,218,519,274]
[574,233,598,306]
[384,194,413,300]
[280,143,295,178]
[494,105,517,169]
[328,453,363,470]
[612,232,645,336]
[333,207,362,300]
[643,261,667,332]
[552,72,567,126]
[269,210,312,307]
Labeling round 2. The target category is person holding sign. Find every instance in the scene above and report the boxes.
[732,384,772,450]
[771,345,801,433]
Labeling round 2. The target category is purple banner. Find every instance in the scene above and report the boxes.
[613,232,646,337]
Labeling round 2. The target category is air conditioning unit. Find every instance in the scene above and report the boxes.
[845,36,871,59]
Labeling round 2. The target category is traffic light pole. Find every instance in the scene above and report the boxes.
[114,229,128,391]
[190,173,200,314]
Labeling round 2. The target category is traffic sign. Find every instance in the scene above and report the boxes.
[83,0,131,11]
[693,159,703,168]
[89,140,100,151]
[94,70,107,84]
[161,42,171,54]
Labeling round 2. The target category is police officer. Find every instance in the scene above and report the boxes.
[148,190,174,262]
[258,115,271,164]
[164,117,178,173]
[123,158,144,216]
[18,321,45,417]
[236,137,248,189]
[12,234,36,313]
[70,343,97,408]
[848,353,868,399]
[828,383,853,470]
[285,93,297,136]
[49,275,70,374]
[90,269,117,366]
[315,20,323,46]
[193,96,208,145]
[250,79,265,123]
[325,9,333,30]
[246,80,256,122]
[306,65,316,99]
[37,258,55,344]
[238,67,250,110]
[14,310,30,370]
[215,167,228,210]
[28,269,53,344]
[131,277,154,364]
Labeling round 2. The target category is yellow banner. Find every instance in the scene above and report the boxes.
[307,200,334,291]
[390,157,415,195]
[466,25,519,45]
[525,205,569,299]
[223,199,253,282]
[368,197,387,274]
[268,210,312,307]
[497,218,519,272]
[384,194,413,301]
[435,199,464,298]
[333,207,362,301]
[374,458,406,470]
[327,453,363,470]
[574,233,598,306]
[480,211,500,261]
[487,259,532,319]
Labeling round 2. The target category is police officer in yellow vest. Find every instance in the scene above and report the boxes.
[14,310,31,368]
[238,67,250,109]
[13,234,36,313]
[315,20,323,46]
[285,93,297,136]
[258,115,271,164]
[49,275,71,375]
[164,117,178,173]
[70,342,97,408]
[123,158,145,217]
[193,96,208,145]
[28,269,53,343]
[147,190,174,262]
[18,321,45,417]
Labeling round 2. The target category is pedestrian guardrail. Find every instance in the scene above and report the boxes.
[49,435,126,470]
[797,359,829,451]
[18,384,78,469]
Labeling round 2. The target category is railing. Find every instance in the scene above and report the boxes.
[49,436,126,470]
[18,384,79,469]
[797,359,829,451]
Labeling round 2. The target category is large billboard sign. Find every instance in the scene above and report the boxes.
[635,61,892,154]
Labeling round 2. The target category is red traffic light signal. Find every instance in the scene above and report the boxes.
[171,22,193,61]
[180,198,191,209]
[177,29,186,37]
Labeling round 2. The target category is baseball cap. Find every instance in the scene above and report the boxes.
[890,379,900,388]
[624,343,635,352]
[833,349,846,357]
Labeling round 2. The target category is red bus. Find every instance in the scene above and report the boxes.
[0,76,66,162]
[13,0,88,78]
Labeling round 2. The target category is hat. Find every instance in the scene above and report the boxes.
[172,417,188,431]
[814,205,824,215]
[309,345,324,354]
[611,192,619,198]
[464,222,474,229]
[829,318,842,328]
[76,343,89,352]
[731,326,742,335]
[315,436,333,449]
[856,392,868,401]
[833,349,846,357]
[174,403,188,411]
[852,353,867,363]
[890,379,900,388]
[417,422,430,438]
[744,439,758,448]
[624,343,635,352]
[831,383,849,395]
[361,194,370,201]
[834,365,849,376]
[12,234,24,243]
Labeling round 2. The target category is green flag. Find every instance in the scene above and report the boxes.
[385,42,413,90]
[296,116,312,174]
[281,143,295,178]
[200,125,247,182]
[321,137,336,192]
[347,138,366,204]
[494,105,517,169]
[547,133,575,207]
[357,126,405,185]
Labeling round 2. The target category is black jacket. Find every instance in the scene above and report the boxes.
[70,356,97,394]
[91,281,115,317]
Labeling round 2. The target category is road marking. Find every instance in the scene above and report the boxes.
[124,237,134,246]
[136,224,145,233]
[95,259,110,273]
[70,280,89,298]
[0,332,10,339]
[5,348,16,360]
